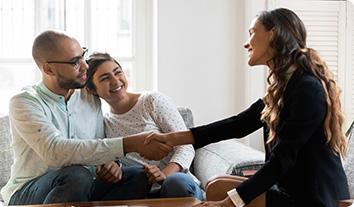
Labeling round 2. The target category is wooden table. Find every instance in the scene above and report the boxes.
[11,197,201,207]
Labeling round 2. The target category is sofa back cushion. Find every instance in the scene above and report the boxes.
[177,107,194,128]
[345,121,354,199]
[0,115,13,201]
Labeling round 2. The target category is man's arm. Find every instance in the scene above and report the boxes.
[11,94,169,167]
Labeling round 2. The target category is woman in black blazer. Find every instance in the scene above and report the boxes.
[145,8,350,207]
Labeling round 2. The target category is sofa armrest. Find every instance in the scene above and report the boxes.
[205,175,265,207]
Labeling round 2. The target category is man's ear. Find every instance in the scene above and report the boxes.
[42,63,56,76]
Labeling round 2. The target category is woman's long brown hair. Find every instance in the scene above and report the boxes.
[259,8,347,156]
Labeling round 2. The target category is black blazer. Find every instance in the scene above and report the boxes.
[191,69,350,207]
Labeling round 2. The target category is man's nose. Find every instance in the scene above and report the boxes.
[81,59,89,70]
[244,42,250,49]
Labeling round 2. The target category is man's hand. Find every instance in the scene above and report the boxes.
[144,131,195,147]
[123,132,173,160]
[144,132,173,146]
[143,139,173,160]
[144,164,166,184]
[96,161,122,183]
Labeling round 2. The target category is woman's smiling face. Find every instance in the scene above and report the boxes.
[92,60,128,104]
[244,18,275,67]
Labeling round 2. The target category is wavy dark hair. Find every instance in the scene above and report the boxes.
[259,8,347,156]
[85,52,122,90]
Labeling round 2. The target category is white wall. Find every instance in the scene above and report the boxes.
[157,0,245,124]
[156,0,267,151]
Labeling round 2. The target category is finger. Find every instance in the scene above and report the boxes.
[155,175,165,183]
[105,163,120,182]
[101,167,116,180]
[147,168,158,177]
[151,171,161,179]
[100,163,113,175]
[98,167,110,178]
[117,170,123,181]
[147,167,160,178]
[104,162,114,171]
[97,166,108,179]
[110,164,119,175]
[102,171,114,182]
[111,168,120,180]
[110,172,121,183]
[143,164,149,172]
[144,132,156,144]
[144,164,153,173]
[148,174,155,184]
[156,172,166,182]
[158,142,173,152]
[147,165,159,174]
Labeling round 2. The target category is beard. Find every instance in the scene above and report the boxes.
[57,73,86,89]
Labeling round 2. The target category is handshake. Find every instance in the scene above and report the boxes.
[123,131,194,160]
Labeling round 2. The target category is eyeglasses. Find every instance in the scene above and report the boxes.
[47,47,88,70]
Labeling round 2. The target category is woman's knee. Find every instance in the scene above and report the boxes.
[160,173,203,200]
[162,173,191,189]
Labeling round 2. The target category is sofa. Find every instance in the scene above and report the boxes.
[0,108,267,204]
[1,107,354,205]
[2,108,354,205]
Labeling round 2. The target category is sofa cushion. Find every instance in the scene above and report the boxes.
[177,107,194,128]
[194,139,264,188]
[345,121,354,199]
[0,115,13,201]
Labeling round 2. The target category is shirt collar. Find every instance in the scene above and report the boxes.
[38,82,77,103]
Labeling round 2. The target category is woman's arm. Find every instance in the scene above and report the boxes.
[191,99,265,149]
[146,99,265,150]
[236,77,327,204]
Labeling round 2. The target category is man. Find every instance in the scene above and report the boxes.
[0,30,170,205]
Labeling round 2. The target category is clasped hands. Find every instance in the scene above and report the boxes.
[97,132,173,183]
[124,131,175,161]
[96,161,122,183]
[142,131,176,160]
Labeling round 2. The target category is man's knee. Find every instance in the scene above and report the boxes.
[48,165,95,202]
[59,165,94,187]
[10,166,96,204]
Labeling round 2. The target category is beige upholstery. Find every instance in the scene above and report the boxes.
[205,175,265,207]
